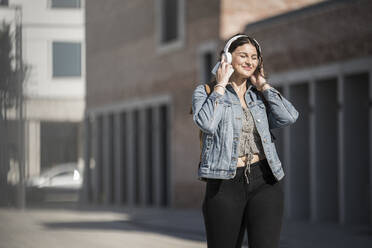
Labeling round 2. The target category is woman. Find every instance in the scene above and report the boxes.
[191,34,299,248]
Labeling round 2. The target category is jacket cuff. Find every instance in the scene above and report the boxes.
[208,90,224,104]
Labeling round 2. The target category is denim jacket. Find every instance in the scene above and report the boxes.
[191,82,299,182]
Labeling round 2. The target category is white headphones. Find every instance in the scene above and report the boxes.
[211,34,262,75]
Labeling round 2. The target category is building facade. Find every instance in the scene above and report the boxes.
[0,0,85,187]
[83,0,323,208]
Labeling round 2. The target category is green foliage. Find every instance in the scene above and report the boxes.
[0,21,20,120]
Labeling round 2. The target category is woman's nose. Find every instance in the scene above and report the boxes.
[245,56,253,63]
[245,58,252,65]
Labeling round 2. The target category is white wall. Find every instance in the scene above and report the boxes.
[8,0,85,100]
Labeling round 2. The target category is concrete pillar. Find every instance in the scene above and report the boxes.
[81,115,92,203]
[309,80,317,222]
[125,111,135,206]
[138,108,148,206]
[26,120,40,178]
[102,114,112,205]
[114,113,123,205]
[283,85,292,219]
[77,122,84,174]
[164,105,171,207]
[152,106,162,207]
[91,116,100,204]
[337,74,345,224]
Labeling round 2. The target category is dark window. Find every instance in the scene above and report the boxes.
[203,51,213,82]
[51,0,81,9]
[52,42,81,77]
[40,122,78,170]
[0,0,9,6]
[161,0,179,43]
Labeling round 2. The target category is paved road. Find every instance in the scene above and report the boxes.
[1,205,372,248]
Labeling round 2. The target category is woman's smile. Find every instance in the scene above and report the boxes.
[242,65,253,71]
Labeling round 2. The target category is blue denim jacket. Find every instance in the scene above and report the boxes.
[192,82,299,182]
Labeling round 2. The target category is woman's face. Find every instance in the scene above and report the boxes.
[230,43,259,78]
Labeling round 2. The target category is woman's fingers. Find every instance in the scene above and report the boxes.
[216,54,234,85]
[250,74,257,84]
[221,54,226,63]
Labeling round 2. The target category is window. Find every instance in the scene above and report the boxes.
[161,0,179,43]
[198,42,217,83]
[202,51,214,83]
[51,0,81,9]
[0,0,8,6]
[52,42,81,77]
[156,0,185,52]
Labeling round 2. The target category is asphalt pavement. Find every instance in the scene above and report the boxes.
[0,204,372,248]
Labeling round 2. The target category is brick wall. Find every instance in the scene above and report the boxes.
[85,0,347,208]
[244,0,372,74]
[221,0,324,38]
[86,0,221,207]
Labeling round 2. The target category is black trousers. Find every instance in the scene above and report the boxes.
[202,159,284,248]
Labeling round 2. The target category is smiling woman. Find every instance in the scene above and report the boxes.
[191,33,299,248]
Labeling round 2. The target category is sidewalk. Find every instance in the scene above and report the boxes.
[0,205,371,248]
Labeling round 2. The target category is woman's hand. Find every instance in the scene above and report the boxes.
[250,66,270,91]
[216,54,234,86]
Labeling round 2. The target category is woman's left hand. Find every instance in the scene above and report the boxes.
[250,67,269,91]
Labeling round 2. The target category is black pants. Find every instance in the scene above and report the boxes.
[202,159,284,248]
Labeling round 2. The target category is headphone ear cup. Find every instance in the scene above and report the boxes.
[225,52,232,64]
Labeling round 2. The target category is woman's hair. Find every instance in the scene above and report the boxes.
[207,33,265,87]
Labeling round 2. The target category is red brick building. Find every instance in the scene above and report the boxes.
[242,0,372,225]
[82,0,372,227]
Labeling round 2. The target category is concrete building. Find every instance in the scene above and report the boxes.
[0,0,85,183]
[243,0,372,225]
[83,0,323,208]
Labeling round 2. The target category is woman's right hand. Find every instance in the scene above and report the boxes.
[216,54,234,86]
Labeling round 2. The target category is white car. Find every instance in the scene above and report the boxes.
[27,163,82,189]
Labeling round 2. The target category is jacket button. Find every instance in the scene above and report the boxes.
[257,119,261,122]
[269,159,273,163]
[233,137,238,141]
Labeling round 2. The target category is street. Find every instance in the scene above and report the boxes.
[1,205,372,248]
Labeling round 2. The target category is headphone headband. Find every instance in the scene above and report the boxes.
[224,34,262,54]
[223,34,248,53]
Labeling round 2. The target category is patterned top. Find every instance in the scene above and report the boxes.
[237,107,265,163]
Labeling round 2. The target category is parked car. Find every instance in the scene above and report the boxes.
[26,163,82,189]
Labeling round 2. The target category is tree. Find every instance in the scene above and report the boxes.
[0,21,18,120]
[0,20,26,206]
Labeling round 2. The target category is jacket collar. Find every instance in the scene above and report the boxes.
[226,81,257,94]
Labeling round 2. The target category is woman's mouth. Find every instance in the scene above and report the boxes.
[242,66,253,71]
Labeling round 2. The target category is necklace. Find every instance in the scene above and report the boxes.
[231,83,246,93]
